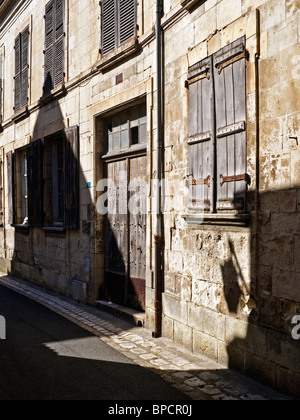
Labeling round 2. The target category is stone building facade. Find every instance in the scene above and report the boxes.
[0,0,299,397]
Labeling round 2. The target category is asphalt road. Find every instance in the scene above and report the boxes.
[0,285,188,400]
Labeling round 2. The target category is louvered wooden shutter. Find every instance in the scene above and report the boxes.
[119,0,136,45]
[214,37,247,211]
[101,0,117,55]
[188,56,214,211]
[64,126,79,230]
[44,0,54,93]
[14,28,29,111]
[6,151,15,225]
[54,0,64,86]
[27,140,43,227]
[20,27,29,109]
[14,34,21,111]
[44,0,64,93]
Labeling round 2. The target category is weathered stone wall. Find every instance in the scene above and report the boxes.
[0,0,299,397]
[150,0,300,398]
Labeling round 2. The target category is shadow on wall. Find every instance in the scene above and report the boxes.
[9,74,96,302]
[220,187,300,398]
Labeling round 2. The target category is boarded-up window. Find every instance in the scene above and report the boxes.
[44,0,65,94]
[188,37,248,213]
[14,27,29,112]
[101,0,137,56]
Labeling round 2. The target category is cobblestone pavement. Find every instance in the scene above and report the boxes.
[0,274,290,401]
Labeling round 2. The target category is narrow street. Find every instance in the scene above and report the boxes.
[0,275,289,401]
[0,283,187,400]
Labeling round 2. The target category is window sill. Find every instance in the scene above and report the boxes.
[97,38,140,73]
[181,0,204,11]
[39,83,67,106]
[43,226,65,233]
[12,106,30,124]
[182,212,251,227]
[13,224,30,232]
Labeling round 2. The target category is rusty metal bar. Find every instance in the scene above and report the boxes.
[219,173,250,187]
[189,175,211,187]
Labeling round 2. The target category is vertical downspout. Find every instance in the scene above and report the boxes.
[153,0,163,338]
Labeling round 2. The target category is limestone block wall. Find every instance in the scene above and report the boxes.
[152,0,300,398]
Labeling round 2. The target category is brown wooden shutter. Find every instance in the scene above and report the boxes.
[6,151,15,225]
[14,34,21,111]
[27,140,43,227]
[64,126,79,230]
[214,37,247,212]
[44,0,54,93]
[101,0,117,55]
[188,56,214,211]
[20,27,29,109]
[119,0,136,45]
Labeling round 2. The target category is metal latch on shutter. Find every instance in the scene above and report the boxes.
[219,173,250,187]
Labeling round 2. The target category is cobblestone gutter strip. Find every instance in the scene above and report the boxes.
[0,274,289,401]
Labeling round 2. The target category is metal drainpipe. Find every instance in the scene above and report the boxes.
[153,0,163,339]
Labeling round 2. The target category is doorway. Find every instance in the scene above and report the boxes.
[102,104,147,311]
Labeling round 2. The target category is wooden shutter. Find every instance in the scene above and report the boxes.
[54,0,64,86]
[101,0,117,55]
[44,0,55,93]
[6,151,15,225]
[14,34,21,111]
[214,37,247,211]
[20,27,29,109]
[119,0,136,45]
[64,126,79,230]
[27,140,43,227]
[188,56,214,211]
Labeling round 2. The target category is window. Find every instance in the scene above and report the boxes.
[44,133,65,227]
[106,104,147,153]
[44,127,79,229]
[101,0,137,56]
[187,37,248,213]
[44,0,65,94]
[14,27,29,112]
[6,127,79,230]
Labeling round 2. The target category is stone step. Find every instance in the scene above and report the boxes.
[95,300,145,327]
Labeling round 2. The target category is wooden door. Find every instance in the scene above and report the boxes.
[104,155,146,311]
[128,155,147,311]
[104,159,128,306]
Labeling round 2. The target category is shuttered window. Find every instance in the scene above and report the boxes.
[101,0,137,56]
[6,127,79,230]
[14,27,29,112]
[44,0,65,94]
[44,126,79,229]
[188,37,248,213]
